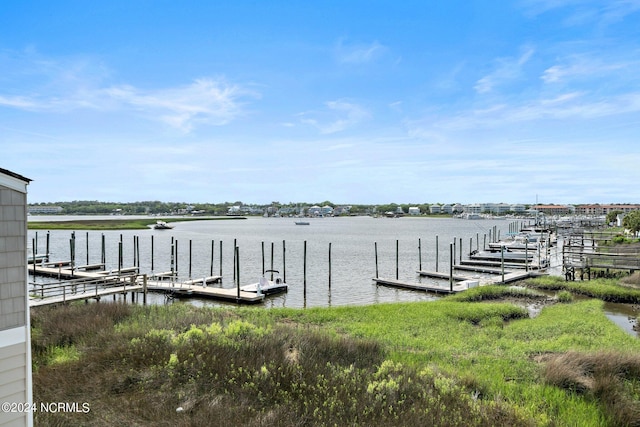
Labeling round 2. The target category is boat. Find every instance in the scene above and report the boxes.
[295,221,310,225]
[154,220,174,230]
[488,235,539,251]
[241,270,288,295]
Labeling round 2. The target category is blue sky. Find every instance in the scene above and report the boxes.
[2,1,639,205]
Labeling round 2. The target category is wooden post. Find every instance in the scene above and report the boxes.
[189,239,193,279]
[46,231,50,260]
[236,246,240,300]
[329,242,332,288]
[86,232,89,265]
[418,238,422,271]
[525,238,529,272]
[118,241,123,275]
[219,240,223,277]
[151,235,155,272]
[303,240,307,298]
[170,240,175,285]
[501,246,505,283]
[32,238,36,276]
[283,240,286,284]
[459,237,462,264]
[436,235,439,272]
[452,236,456,267]
[233,238,237,282]
[175,239,179,276]
[395,240,399,280]
[374,242,379,278]
[143,274,148,305]
[210,240,214,277]
[270,242,274,280]
[449,242,453,292]
[101,234,105,265]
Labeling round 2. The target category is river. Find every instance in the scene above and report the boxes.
[28,215,517,308]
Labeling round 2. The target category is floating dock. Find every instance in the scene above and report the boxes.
[28,263,265,306]
[145,280,264,303]
[373,277,474,294]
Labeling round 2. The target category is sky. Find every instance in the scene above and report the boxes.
[2,0,640,205]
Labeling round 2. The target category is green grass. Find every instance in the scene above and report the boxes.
[526,275,640,303]
[27,216,246,230]
[30,291,640,426]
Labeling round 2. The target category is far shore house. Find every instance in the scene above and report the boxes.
[0,167,33,427]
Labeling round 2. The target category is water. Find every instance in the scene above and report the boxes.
[28,216,511,308]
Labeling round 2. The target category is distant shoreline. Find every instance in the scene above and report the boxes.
[27,216,246,230]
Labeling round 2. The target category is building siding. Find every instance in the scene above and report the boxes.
[0,187,27,332]
[0,169,32,427]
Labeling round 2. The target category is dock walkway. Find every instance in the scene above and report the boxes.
[145,281,264,303]
[373,277,470,294]
[374,270,541,295]
[28,264,265,306]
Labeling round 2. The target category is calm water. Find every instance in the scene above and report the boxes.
[28,216,514,308]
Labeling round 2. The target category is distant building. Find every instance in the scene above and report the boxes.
[534,205,572,216]
[575,204,640,216]
[308,205,322,216]
[408,207,421,215]
[0,168,33,427]
[28,205,63,214]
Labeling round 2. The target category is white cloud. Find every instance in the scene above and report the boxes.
[104,78,253,132]
[474,47,535,94]
[299,100,370,134]
[0,52,255,132]
[336,40,386,64]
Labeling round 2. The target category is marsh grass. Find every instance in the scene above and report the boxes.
[31,294,640,426]
[543,351,640,426]
[526,276,640,303]
[31,302,531,426]
[27,216,244,230]
[447,284,547,302]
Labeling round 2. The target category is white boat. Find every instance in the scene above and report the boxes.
[488,235,539,251]
[154,220,174,230]
[241,270,288,295]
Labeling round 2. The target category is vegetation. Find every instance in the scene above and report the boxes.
[623,211,640,234]
[27,217,245,230]
[525,275,640,304]
[30,278,640,426]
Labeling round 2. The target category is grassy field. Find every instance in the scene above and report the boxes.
[30,277,640,426]
[27,216,246,230]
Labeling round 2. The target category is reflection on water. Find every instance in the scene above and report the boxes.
[604,302,638,337]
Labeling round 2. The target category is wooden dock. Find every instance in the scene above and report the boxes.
[145,280,264,303]
[373,277,475,294]
[374,269,542,295]
[28,264,264,305]
[29,283,144,307]
[416,270,473,281]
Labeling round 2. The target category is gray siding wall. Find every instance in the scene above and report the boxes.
[0,340,29,426]
[0,186,27,331]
